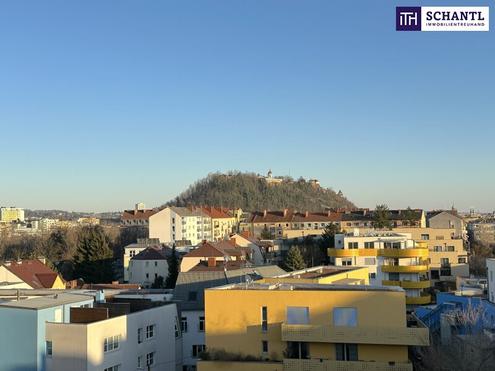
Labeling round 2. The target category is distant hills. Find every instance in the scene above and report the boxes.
[166,171,355,211]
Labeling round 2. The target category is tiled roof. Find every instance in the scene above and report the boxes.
[193,206,233,219]
[132,247,170,261]
[3,260,62,289]
[249,209,341,223]
[121,209,158,220]
[183,240,249,259]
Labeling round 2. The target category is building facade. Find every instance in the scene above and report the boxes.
[198,282,429,371]
[329,231,431,305]
[0,206,25,223]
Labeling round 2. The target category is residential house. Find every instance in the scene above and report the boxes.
[123,238,163,282]
[0,259,65,289]
[229,232,265,265]
[427,210,466,240]
[179,240,251,273]
[128,246,172,287]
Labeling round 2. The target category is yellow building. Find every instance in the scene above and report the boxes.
[394,227,469,285]
[197,207,238,241]
[328,232,431,305]
[0,207,25,223]
[260,266,370,286]
[198,279,429,371]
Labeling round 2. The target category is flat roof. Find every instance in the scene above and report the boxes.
[0,293,94,310]
[211,282,404,293]
[274,266,366,280]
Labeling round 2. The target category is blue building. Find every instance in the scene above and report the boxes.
[416,291,495,340]
[0,293,94,371]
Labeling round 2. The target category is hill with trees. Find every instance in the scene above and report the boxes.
[167,171,355,211]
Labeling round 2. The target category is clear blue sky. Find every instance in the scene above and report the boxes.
[0,0,493,212]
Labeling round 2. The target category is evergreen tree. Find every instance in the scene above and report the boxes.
[283,246,306,271]
[403,206,416,226]
[74,226,114,283]
[165,245,179,289]
[151,275,165,289]
[373,204,392,230]
[321,223,340,249]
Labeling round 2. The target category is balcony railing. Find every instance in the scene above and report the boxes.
[283,359,413,371]
[378,248,429,258]
[327,249,377,257]
[281,323,429,346]
[381,264,428,273]
[382,280,431,289]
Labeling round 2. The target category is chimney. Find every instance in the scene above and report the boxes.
[263,210,267,217]
[283,208,288,217]
[208,257,216,267]
[305,211,309,218]
[327,210,331,217]
[230,237,237,245]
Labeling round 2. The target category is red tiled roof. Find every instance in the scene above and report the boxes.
[189,260,246,271]
[183,243,225,258]
[193,206,233,219]
[122,209,158,220]
[184,240,249,259]
[3,260,61,289]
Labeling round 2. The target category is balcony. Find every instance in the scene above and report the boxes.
[406,294,432,305]
[281,323,429,346]
[381,264,428,273]
[382,280,431,289]
[327,249,377,257]
[283,359,413,371]
[378,248,428,258]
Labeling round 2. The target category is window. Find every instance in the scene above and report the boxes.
[440,258,450,266]
[342,259,352,266]
[104,366,120,371]
[146,273,149,279]
[181,317,188,333]
[333,308,357,327]
[188,291,198,301]
[138,328,143,343]
[364,242,374,249]
[433,246,443,252]
[347,242,358,249]
[138,355,143,368]
[388,272,400,281]
[104,335,121,352]
[421,234,430,240]
[286,342,309,359]
[369,273,376,279]
[199,316,205,331]
[261,306,268,332]
[155,261,158,266]
[458,257,467,264]
[287,307,310,325]
[46,341,52,357]
[146,325,155,339]
[146,352,155,366]
[446,246,455,252]
[262,340,268,353]
[175,318,180,338]
[364,258,376,265]
[431,270,440,280]
[336,343,358,361]
[192,344,206,358]
[145,261,149,267]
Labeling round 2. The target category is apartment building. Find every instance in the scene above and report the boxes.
[45,302,181,371]
[394,227,469,285]
[0,206,25,223]
[193,206,238,241]
[0,293,95,371]
[329,231,431,305]
[469,220,495,245]
[339,208,426,232]
[121,203,158,228]
[174,265,285,371]
[123,238,162,282]
[197,281,429,371]
[427,210,466,240]
[241,209,340,239]
[128,246,172,287]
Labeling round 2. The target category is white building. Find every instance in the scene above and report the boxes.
[46,302,182,371]
[330,231,431,305]
[128,247,171,287]
[0,206,25,223]
[487,258,495,303]
[123,238,162,282]
[151,207,212,246]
